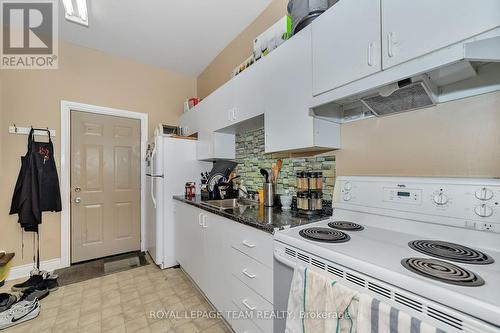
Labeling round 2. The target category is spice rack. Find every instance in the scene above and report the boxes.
[296,171,324,215]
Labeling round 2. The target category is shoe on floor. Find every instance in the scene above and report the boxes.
[20,286,49,302]
[42,276,59,292]
[0,294,17,313]
[0,299,40,330]
[10,275,44,292]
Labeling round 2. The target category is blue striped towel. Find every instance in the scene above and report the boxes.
[357,294,446,333]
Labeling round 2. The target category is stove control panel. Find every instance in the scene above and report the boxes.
[334,177,500,233]
[383,188,422,205]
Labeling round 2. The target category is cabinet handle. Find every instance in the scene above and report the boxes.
[242,299,256,311]
[387,32,394,58]
[367,42,373,66]
[242,240,256,248]
[228,110,232,122]
[232,108,237,121]
[198,213,203,226]
[202,215,208,228]
[242,269,256,279]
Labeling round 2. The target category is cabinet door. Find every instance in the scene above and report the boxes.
[196,130,213,161]
[382,0,500,69]
[202,213,234,315]
[262,27,315,153]
[232,64,265,124]
[312,0,381,96]
[174,203,204,285]
[197,131,235,161]
[202,82,235,132]
[178,107,200,137]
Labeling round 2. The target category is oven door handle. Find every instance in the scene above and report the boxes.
[274,250,297,268]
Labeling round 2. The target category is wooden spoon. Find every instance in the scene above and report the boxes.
[273,159,283,182]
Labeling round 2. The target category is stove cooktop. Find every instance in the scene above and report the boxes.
[274,216,500,328]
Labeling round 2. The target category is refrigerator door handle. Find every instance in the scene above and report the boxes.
[151,175,157,209]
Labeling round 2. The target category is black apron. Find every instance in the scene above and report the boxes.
[10,128,62,232]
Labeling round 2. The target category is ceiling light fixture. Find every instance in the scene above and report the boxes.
[62,0,88,26]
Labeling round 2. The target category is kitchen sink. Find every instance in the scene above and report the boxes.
[202,198,258,210]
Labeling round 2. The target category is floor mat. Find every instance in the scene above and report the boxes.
[54,252,149,286]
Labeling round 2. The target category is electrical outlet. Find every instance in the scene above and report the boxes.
[479,223,497,232]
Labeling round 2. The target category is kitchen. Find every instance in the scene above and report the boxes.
[0,0,499,332]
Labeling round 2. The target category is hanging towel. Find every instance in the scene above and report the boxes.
[286,266,359,333]
[357,294,446,333]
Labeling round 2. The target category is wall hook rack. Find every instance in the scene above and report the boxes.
[9,125,56,137]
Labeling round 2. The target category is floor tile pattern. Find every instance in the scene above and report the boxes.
[0,264,232,333]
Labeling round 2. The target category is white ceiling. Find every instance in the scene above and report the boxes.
[59,0,272,77]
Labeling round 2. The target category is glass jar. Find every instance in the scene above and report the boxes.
[310,191,323,211]
[309,172,318,190]
[297,192,309,210]
[316,171,323,190]
[296,171,307,190]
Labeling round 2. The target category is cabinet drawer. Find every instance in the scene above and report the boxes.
[231,315,264,333]
[231,224,273,268]
[231,276,274,333]
[231,248,273,304]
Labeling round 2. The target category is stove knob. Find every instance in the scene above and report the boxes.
[475,187,494,201]
[475,204,493,218]
[433,192,449,205]
[343,193,352,201]
[343,182,352,191]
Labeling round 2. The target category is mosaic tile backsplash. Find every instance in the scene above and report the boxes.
[235,127,336,200]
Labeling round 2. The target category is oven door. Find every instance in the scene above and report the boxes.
[273,244,295,333]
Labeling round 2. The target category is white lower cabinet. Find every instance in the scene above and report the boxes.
[231,275,274,333]
[174,201,274,332]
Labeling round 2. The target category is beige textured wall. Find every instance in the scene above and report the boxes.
[335,91,500,177]
[0,41,196,267]
[197,0,288,99]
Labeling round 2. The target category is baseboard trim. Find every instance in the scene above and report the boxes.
[7,258,65,281]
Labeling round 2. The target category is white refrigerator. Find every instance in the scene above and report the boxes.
[145,135,211,268]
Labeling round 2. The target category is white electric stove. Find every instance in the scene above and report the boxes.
[273,176,500,333]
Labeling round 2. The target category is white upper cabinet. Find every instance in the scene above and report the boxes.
[263,26,340,153]
[382,0,500,69]
[231,65,265,125]
[178,106,200,137]
[201,82,234,132]
[197,130,235,161]
[312,0,381,96]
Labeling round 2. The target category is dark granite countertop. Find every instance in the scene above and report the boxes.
[173,195,331,234]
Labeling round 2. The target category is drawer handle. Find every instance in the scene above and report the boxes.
[242,269,256,279]
[242,299,256,311]
[242,240,256,248]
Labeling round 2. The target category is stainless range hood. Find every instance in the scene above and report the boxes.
[313,34,500,123]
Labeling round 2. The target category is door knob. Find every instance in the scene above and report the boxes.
[74,186,82,193]
[74,197,82,204]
